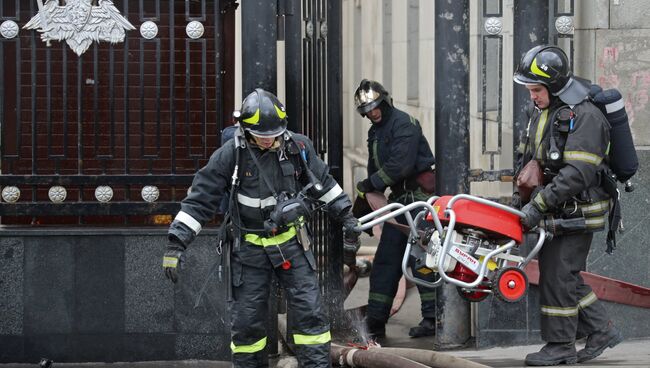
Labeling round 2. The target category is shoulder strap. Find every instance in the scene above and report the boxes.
[245,141,280,198]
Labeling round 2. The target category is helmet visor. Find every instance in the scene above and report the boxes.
[514,73,544,86]
[246,125,286,138]
[354,88,383,115]
[354,88,380,107]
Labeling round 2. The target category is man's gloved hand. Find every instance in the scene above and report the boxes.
[343,237,361,267]
[341,212,361,267]
[342,213,362,240]
[521,202,544,229]
[355,179,374,199]
[163,243,186,283]
[511,192,522,209]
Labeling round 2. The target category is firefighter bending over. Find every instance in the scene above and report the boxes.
[163,89,360,368]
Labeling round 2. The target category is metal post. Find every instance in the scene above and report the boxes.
[284,0,302,133]
[434,0,471,348]
[512,0,549,152]
[241,0,279,358]
[242,0,277,94]
[325,0,346,331]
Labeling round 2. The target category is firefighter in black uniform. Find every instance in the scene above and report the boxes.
[353,79,438,339]
[513,45,623,366]
[162,89,360,368]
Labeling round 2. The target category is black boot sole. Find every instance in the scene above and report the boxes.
[576,331,623,363]
[525,356,578,366]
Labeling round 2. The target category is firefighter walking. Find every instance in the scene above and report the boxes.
[353,79,438,339]
[513,45,623,366]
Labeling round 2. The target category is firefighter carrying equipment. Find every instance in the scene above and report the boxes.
[542,81,637,253]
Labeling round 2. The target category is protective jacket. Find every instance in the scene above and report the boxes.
[168,130,350,368]
[516,99,611,232]
[516,98,612,343]
[169,131,351,267]
[364,106,437,331]
[366,107,435,203]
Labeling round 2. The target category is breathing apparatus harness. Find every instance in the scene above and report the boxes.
[194,128,323,307]
[226,128,327,239]
[530,95,631,254]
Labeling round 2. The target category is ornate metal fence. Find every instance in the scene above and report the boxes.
[0,0,235,225]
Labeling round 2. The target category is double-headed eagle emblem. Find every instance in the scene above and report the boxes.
[24,0,135,56]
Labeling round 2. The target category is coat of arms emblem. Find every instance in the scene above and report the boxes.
[24,0,135,56]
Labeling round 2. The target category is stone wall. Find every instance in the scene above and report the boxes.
[0,229,229,363]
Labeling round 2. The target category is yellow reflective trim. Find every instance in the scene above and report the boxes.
[563,151,602,165]
[377,168,395,186]
[243,109,260,124]
[230,337,267,353]
[517,142,527,154]
[541,305,578,317]
[163,257,179,268]
[534,109,549,159]
[578,291,598,309]
[274,104,287,119]
[585,216,606,228]
[533,192,547,212]
[293,330,331,345]
[244,227,297,247]
[416,267,434,275]
[580,200,609,215]
[531,57,551,78]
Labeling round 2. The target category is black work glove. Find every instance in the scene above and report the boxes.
[343,237,361,267]
[521,202,544,230]
[355,179,374,199]
[511,192,522,209]
[163,243,186,283]
[342,212,362,241]
[341,212,361,267]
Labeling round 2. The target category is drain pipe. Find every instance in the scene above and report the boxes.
[331,344,429,368]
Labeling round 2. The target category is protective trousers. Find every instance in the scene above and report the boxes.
[367,214,436,323]
[230,250,331,368]
[538,232,609,342]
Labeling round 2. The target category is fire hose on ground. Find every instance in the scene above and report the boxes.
[330,344,490,368]
[278,285,490,368]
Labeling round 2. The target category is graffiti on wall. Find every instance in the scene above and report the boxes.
[597,37,650,145]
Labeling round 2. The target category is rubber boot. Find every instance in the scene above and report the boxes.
[577,322,623,363]
[524,342,577,366]
[408,318,436,338]
[364,317,386,340]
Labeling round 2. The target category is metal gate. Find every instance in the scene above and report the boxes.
[0,0,236,225]
[298,0,345,324]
